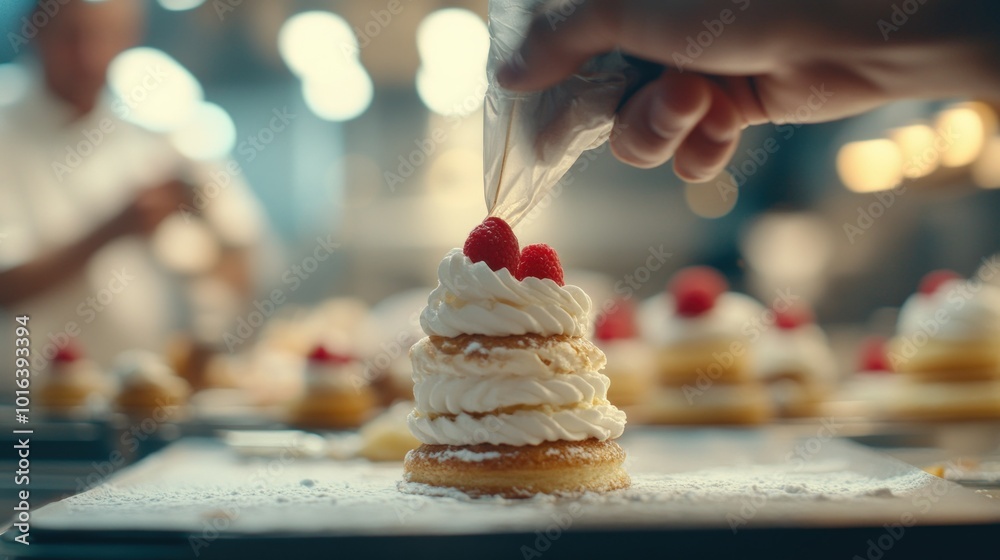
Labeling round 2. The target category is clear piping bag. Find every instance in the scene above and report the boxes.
[483,0,636,227]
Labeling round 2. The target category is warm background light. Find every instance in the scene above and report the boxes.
[935,104,988,167]
[415,8,489,117]
[888,124,939,179]
[836,139,903,193]
[684,172,738,218]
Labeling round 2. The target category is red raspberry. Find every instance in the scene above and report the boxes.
[463,217,520,273]
[858,336,891,372]
[670,266,727,317]
[53,342,81,363]
[775,305,815,330]
[516,243,564,285]
[595,299,637,341]
[307,345,353,365]
[918,269,961,296]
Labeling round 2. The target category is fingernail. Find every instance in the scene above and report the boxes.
[497,51,526,88]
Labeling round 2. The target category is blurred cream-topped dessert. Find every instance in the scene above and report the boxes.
[639,267,771,424]
[753,304,837,417]
[403,217,628,498]
[887,270,1000,420]
[593,299,655,409]
[38,343,113,414]
[357,401,422,461]
[114,350,191,420]
[291,345,377,429]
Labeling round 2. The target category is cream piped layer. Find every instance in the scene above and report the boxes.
[409,335,606,379]
[413,371,610,415]
[407,403,627,446]
[419,249,592,337]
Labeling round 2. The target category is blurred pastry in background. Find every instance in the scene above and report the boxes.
[368,289,428,405]
[290,345,377,430]
[753,304,837,417]
[638,266,771,424]
[38,343,114,415]
[114,350,191,421]
[889,270,1000,381]
[828,335,898,419]
[356,401,421,461]
[887,270,1000,420]
[593,299,655,409]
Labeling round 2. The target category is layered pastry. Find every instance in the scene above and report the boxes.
[403,218,629,498]
[753,304,837,417]
[38,343,113,414]
[886,270,1000,420]
[114,350,191,420]
[638,267,771,424]
[290,345,378,429]
[593,299,655,409]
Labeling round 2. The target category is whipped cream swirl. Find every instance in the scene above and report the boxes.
[897,279,1000,341]
[419,249,592,337]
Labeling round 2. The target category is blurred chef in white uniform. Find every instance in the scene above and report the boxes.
[0,0,270,379]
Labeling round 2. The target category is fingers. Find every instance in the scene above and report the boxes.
[673,84,742,182]
[498,0,619,91]
[610,72,710,169]
[610,72,742,179]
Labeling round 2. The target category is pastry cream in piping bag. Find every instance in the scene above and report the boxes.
[483,0,633,227]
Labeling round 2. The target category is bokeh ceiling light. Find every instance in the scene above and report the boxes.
[743,213,833,277]
[108,47,203,132]
[278,11,359,78]
[415,8,489,117]
[935,105,987,167]
[170,102,237,161]
[157,0,206,11]
[684,172,739,218]
[836,139,903,193]
[888,124,939,179]
[302,65,374,122]
[972,136,1000,189]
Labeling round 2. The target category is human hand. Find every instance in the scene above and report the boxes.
[110,180,192,237]
[498,0,999,181]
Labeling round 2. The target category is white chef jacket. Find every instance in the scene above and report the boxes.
[0,71,267,378]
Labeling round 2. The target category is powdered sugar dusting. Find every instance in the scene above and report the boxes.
[423,448,502,463]
[33,433,1000,536]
